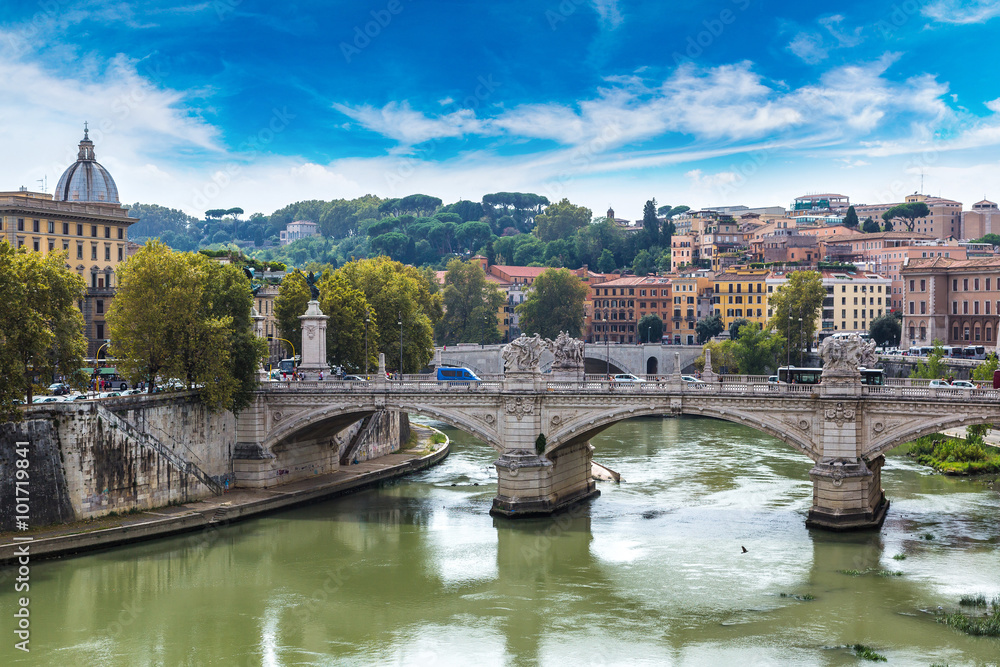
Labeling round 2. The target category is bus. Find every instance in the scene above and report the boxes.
[777,366,884,386]
[436,367,481,382]
[81,366,129,391]
[277,357,300,374]
[963,345,986,360]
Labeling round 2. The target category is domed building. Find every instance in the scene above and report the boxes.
[54,125,120,204]
[1,124,137,358]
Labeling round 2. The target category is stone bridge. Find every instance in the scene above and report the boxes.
[235,358,1000,531]
[433,343,703,377]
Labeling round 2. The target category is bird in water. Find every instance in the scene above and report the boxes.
[741,546,748,553]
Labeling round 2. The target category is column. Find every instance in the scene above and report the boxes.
[297,300,330,375]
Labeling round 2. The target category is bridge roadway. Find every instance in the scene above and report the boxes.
[433,343,703,377]
[235,372,1000,531]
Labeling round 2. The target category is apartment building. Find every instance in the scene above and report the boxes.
[854,193,962,239]
[588,275,671,343]
[901,256,1000,348]
[961,199,1000,240]
[713,267,770,330]
[670,268,716,345]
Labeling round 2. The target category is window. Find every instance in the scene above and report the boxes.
[48,240,54,252]
[964,278,969,291]
[77,224,83,236]
[920,301,926,314]
[117,227,123,240]
[96,323,104,340]
[965,327,971,341]
[953,279,958,291]
[909,302,915,314]
[975,278,980,290]
[32,239,39,251]
[91,244,97,260]
[104,226,110,238]
[104,245,111,261]
[989,279,993,291]
[76,243,83,259]
[964,301,969,315]
[975,301,980,315]
[17,218,24,231]
[63,223,69,235]
[920,279,925,291]
[118,247,123,262]
[988,327,993,342]
[96,300,104,314]
[909,325,915,339]
[953,325,960,340]
[47,221,54,233]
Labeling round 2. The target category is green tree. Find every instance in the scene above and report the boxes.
[731,322,784,375]
[696,312,724,344]
[533,198,591,242]
[869,311,901,347]
[632,249,653,277]
[882,201,930,232]
[862,217,880,233]
[642,198,659,247]
[973,233,1000,247]
[597,248,617,273]
[319,272,377,374]
[910,340,947,379]
[274,270,312,357]
[882,217,894,232]
[516,268,588,339]
[972,352,999,383]
[843,205,859,229]
[728,317,751,341]
[0,243,87,414]
[338,256,442,373]
[766,270,825,365]
[436,259,506,345]
[696,339,737,374]
[637,314,663,344]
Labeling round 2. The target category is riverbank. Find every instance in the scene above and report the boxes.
[897,433,1000,475]
[0,425,449,565]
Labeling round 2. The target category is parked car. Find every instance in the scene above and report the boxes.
[47,382,71,396]
[342,375,364,382]
[928,379,951,387]
[611,373,642,385]
[950,380,975,389]
[767,375,779,384]
[680,375,705,383]
[35,396,64,403]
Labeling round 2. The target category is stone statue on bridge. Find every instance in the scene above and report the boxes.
[502,334,546,373]
[820,334,877,387]
[547,331,584,369]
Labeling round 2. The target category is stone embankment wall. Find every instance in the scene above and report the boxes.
[1,394,409,530]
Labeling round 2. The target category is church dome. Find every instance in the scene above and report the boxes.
[53,124,120,204]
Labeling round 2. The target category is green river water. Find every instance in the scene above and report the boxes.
[2,416,999,666]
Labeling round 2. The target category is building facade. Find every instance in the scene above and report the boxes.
[961,199,1000,240]
[713,267,771,331]
[588,276,671,343]
[901,256,1000,349]
[0,127,135,358]
[854,194,962,239]
[279,220,319,245]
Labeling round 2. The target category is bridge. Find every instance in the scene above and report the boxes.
[235,345,1000,532]
[433,343,703,377]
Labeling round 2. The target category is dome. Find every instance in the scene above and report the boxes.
[53,124,120,204]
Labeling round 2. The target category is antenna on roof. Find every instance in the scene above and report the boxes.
[36,175,46,193]
[920,170,924,194]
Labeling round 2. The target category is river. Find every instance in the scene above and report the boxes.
[2,416,999,666]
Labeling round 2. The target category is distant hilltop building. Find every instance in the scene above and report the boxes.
[790,193,850,217]
[279,220,319,245]
[0,124,136,357]
[962,199,1000,240]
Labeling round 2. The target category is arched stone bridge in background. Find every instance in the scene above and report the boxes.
[235,361,1000,531]
[433,343,704,377]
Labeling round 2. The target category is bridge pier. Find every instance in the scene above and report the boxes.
[806,455,889,531]
[491,441,599,518]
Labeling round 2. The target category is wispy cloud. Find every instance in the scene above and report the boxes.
[922,0,1000,24]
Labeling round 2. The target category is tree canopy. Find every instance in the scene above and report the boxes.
[0,243,87,415]
[516,268,588,339]
[435,259,506,345]
[766,270,826,365]
[843,205,859,229]
[637,314,663,344]
[869,311,901,347]
[696,312,724,344]
[533,198,591,242]
[881,201,930,232]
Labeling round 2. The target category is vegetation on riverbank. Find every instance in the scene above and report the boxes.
[940,595,1000,637]
[898,434,1000,475]
[853,644,887,662]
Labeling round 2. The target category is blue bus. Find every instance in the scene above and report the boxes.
[436,367,481,382]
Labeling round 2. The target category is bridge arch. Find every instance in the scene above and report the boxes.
[866,411,1000,459]
[264,401,502,453]
[646,357,658,375]
[547,404,818,461]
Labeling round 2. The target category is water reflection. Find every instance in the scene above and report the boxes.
[2,416,998,666]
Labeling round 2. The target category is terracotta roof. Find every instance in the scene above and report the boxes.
[903,256,1000,271]
[489,265,551,277]
[848,231,935,240]
[596,275,671,287]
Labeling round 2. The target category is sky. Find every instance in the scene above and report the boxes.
[3,0,1000,221]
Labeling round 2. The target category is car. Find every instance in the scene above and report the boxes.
[98,391,122,399]
[70,394,92,401]
[342,375,364,382]
[928,379,951,387]
[611,374,642,384]
[35,396,64,403]
[47,382,71,396]
[680,375,705,383]
[120,388,144,396]
[767,375,779,384]
[951,380,975,389]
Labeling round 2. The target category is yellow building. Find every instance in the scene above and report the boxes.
[670,268,716,345]
[0,126,135,358]
[713,267,770,330]
[766,269,891,340]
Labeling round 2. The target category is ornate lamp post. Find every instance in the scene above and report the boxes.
[364,310,370,379]
[798,316,805,366]
[398,312,403,376]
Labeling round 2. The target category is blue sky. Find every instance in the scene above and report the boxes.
[3,0,1000,221]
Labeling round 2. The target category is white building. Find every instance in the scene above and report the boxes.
[279,220,319,245]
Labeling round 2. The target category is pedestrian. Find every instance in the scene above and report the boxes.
[318,371,324,381]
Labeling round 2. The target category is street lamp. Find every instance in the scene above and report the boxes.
[786,313,792,370]
[398,312,403,377]
[364,310,370,379]
[798,316,804,366]
[605,330,610,377]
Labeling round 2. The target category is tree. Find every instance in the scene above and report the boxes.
[597,248,617,273]
[696,339,737,374]
[435,259,506,345]
[455,221,493,254]
[632,249,653,277]
[862,217,880,233]
[108,241,265,410]
[318,272,377,374]
[516,268,588,339]
[731,322,784,375]
[728,317,751,340]
[969,352,1000,439]
[974,233,1000,247]
[869,311,901,347]
[843,205,859,229]
[274,270,312,357]
[910,339,947,379]
[882,201,930,232]
[882,217,894,232]
[0,243,87,414]
[642,198,659,247]
[637,314,663,344]
[533,198,591,242]
[696,312,724,344]
[766,270,825,365]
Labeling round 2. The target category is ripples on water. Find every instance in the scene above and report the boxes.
[2,416,998,666]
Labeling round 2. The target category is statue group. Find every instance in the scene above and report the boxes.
[501,332,585,373]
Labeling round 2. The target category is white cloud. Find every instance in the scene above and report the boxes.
[331,101,488,145]
[590,0,624,29]
[986,98,1000,113]
[923,0,1000,24]
[788,32,827,64]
